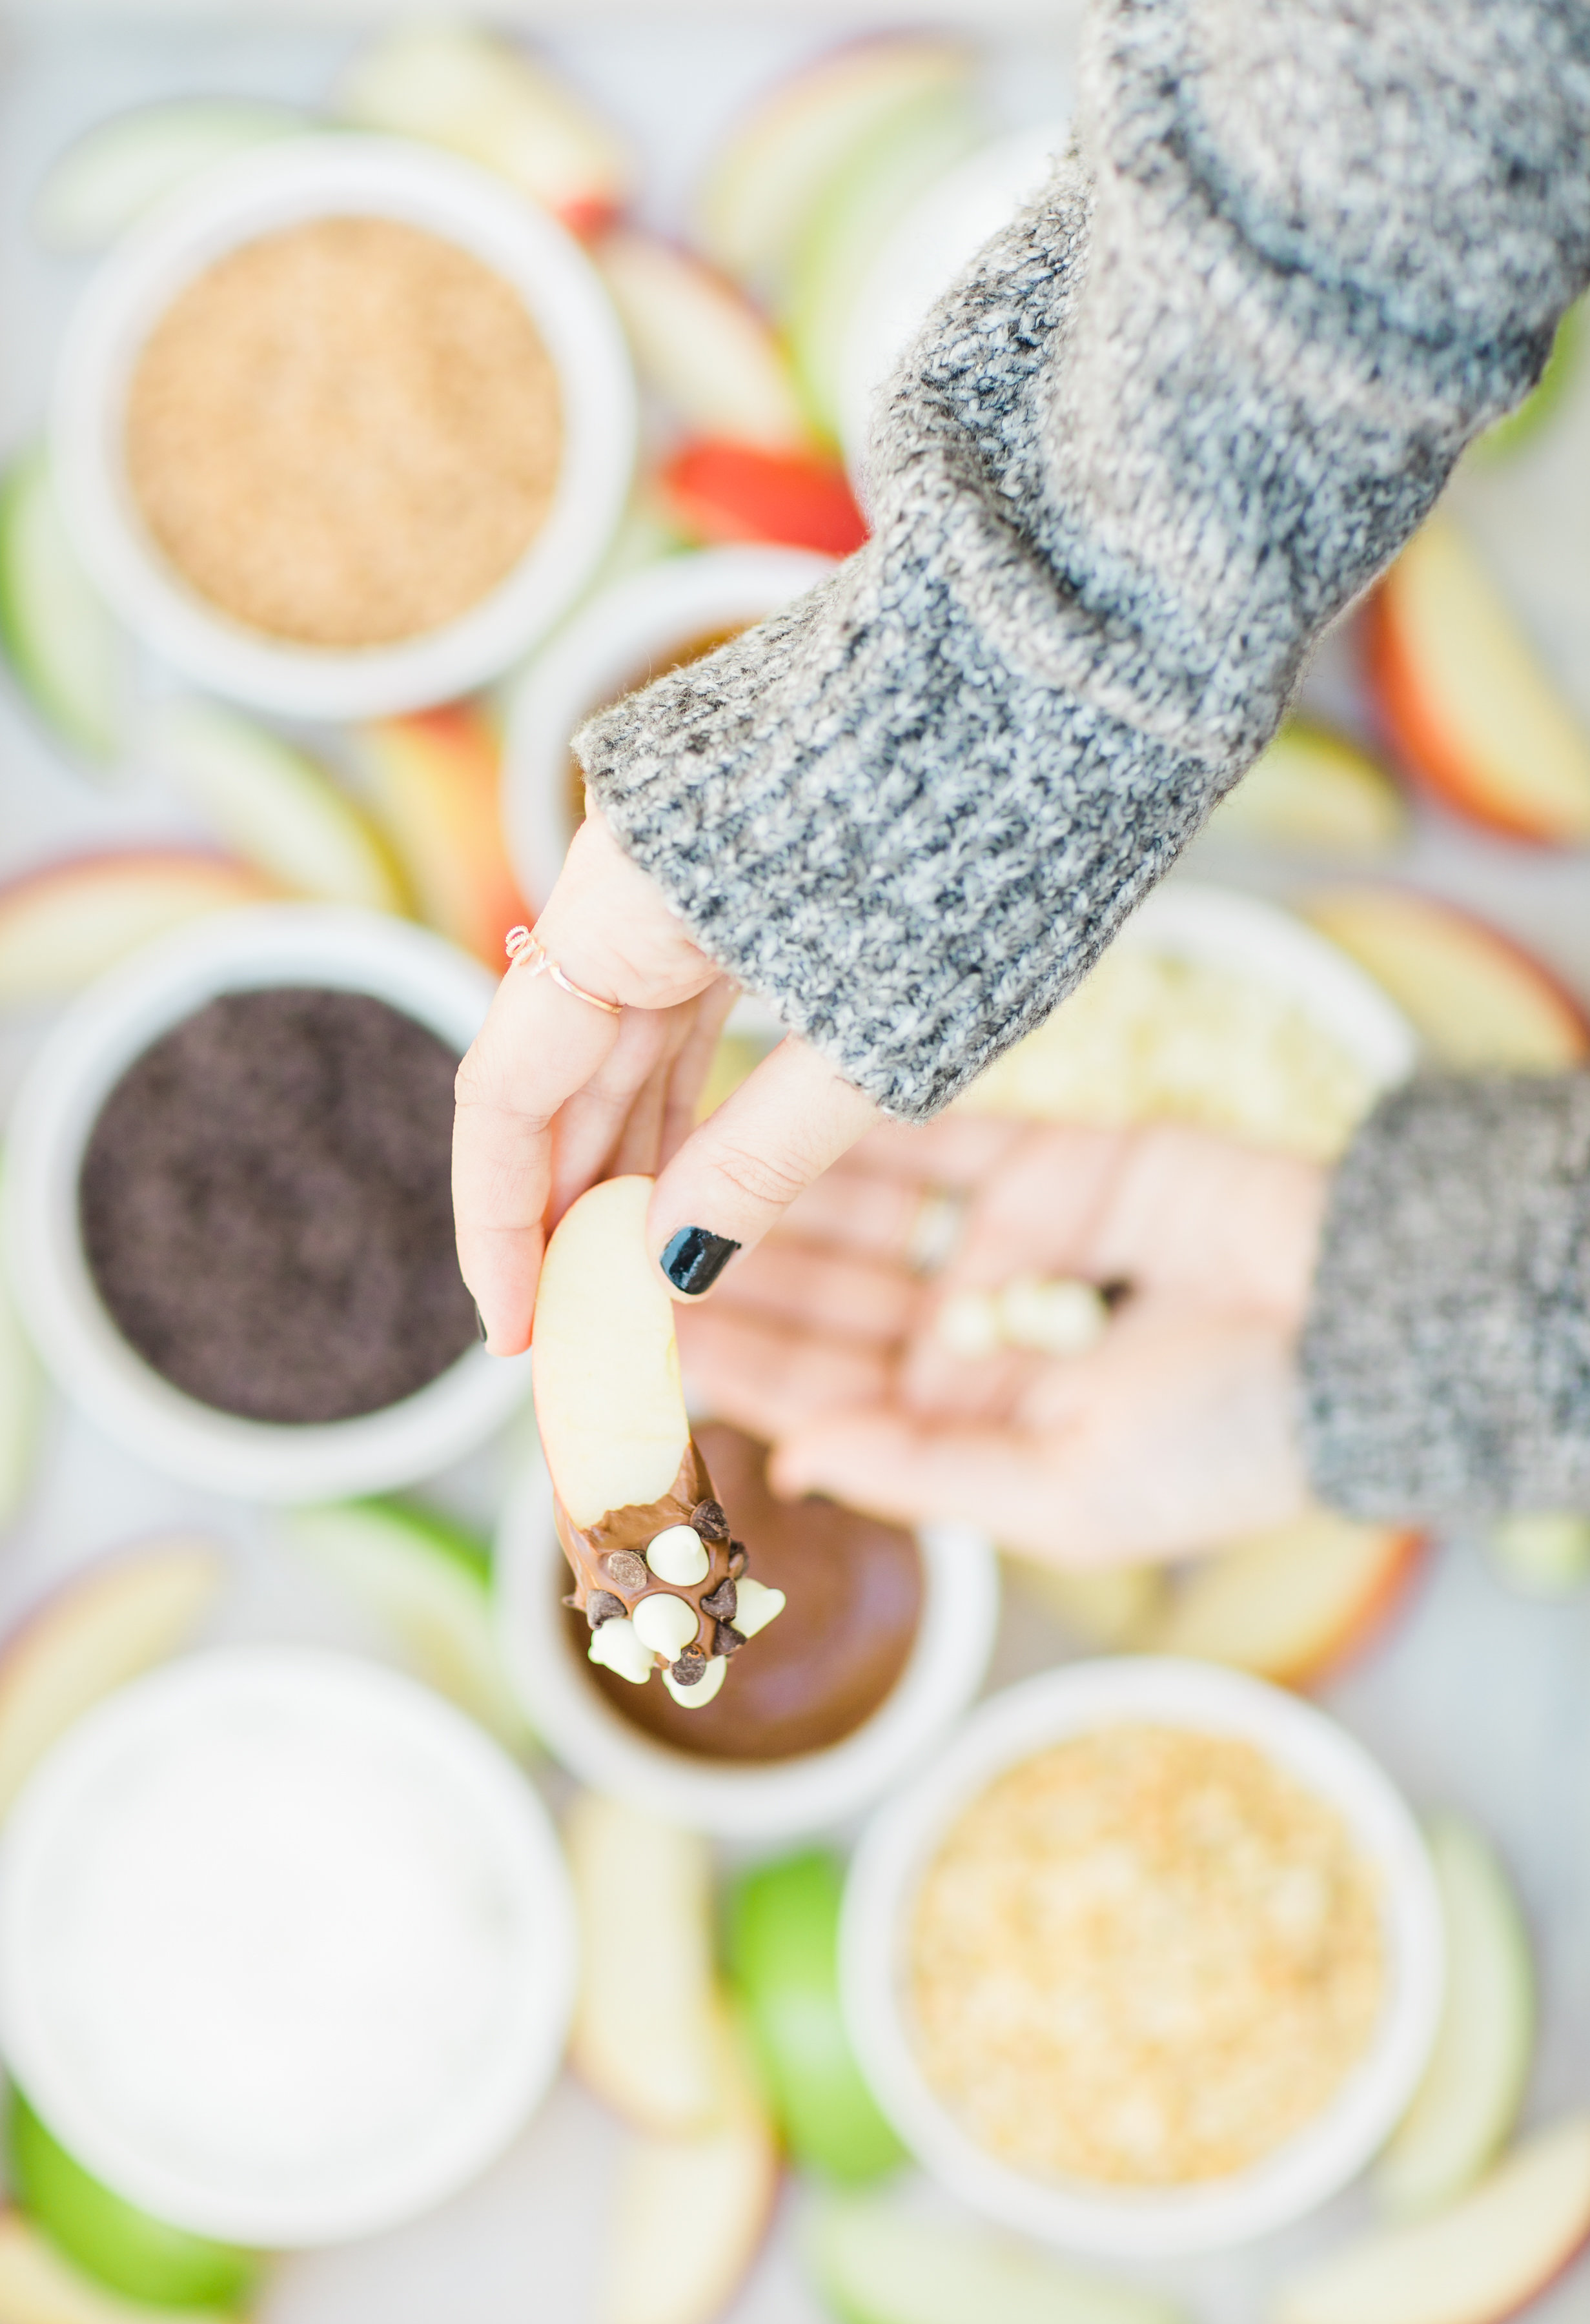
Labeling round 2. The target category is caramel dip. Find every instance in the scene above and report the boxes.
[574,1423,922,1760]
[910,1725,1384,2186]
[125,216,562,647]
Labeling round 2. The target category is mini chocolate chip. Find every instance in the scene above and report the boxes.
[562,1593,580,1610]
[670,1649,708,1687]
[587,1589,626,1630]
[602,1549,649,1593]
[728,1541,748,1577]
[715,1621,746,1657]
[690,1498,728,1540]
[701,1576,737,1622]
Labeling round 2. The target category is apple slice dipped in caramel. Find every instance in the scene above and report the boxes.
[531,1176,783,1708]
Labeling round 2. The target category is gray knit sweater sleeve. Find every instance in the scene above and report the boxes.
[1302,1077,1590,1519]
[579,1,1590,1118]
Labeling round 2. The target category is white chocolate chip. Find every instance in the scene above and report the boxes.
[732,1577,786,1639]
[633,1593,699,1657]
[646,1524,709,1587]
[587,1617,654,1686]
[662,1655,728,1710]
[998,1275,1108,1357]
[935,1288,1001,1360]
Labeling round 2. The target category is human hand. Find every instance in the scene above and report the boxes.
[452,808,879,1352]
[677,1116,1329,1566]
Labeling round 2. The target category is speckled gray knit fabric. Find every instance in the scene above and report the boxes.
[578,0,1590,1119]
[1302,1077,1590,1517]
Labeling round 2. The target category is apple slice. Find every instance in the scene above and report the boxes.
[354,704,529,968]
[1004,1556,1167,1649]
[143,698,404,913]
[0,446,126,764]
[0,1538,225,1818]
[1143,1510,1425,1687]
[1365,512,1590,844]
[33,100,305,254]
[598,231,810,453]
[1207,722,1408,855]
[337,22,633,236]
[1278,2115,1590,2324]
[0,1233,41,1527]
[1474,300,1582,463]
[0,850,273,1009]
[727,1850,904,2183]
[566,1789,724,2135]
[8,2089,255,2309]
[1376,1815,1536,2221]
[1487,1512,1590,1597]
[697,37,975,300]
[604,2011,779,2324]
[282,1499,531,1752]
[0,2212,239,2324]
[658,440,868,556]
[1305,888,1590,1072]
[809,2193,1187,2324]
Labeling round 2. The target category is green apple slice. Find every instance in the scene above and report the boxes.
[0,1195,40,1527]
[1208,722,1409,855]
[0,2210,240,2324]
[1375,1813,1535,2221]
[8,2091,254,2310]
[1474,299,1581,462]
[0,447,125,764]
[283,1498,531,1751]
[727,1850,903,2183]
[1485,1512,1590,1597]
[143,698,405,913]
[809,2194,1187,2324]
[34,101,305,254]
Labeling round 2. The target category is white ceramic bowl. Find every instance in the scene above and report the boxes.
[2,903,530,1500]
[496,1436,1000,1843]
[504,545,834,907]
[0,1648,576,2246]
[53,136,637,719]
[842,1658,1443,2256]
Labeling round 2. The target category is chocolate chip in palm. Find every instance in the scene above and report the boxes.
[532,1177,784,1709]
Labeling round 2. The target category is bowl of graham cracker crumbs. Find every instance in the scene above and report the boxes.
[53,138,635,719]
[842,1658,1442,2254]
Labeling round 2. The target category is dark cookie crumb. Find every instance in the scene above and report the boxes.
[670,1649,708,1687]
[715,1622,746,1657]
[602,1549,649,1593]
[701,1576,737,1622]
[690,1498,728,1540]
[587,1589,626,1629]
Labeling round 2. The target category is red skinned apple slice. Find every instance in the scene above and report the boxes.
[659,440,868,556]
[566,1790,724,2136]
[1365,513,1590,844]
[603,2012,779,2324]
[0,2211,239,2324]
[598,232,810,452]
[1278,2115,1590,2324]
[1143,1509,1425,1687]
[1207,722,1408,855]
[0,1538,225,1817]
[0,850,272,1008]
[1376,1815,1536,2221]
[354,704,529,968]
[1305,889,1590,1072]
[337,23,633,234]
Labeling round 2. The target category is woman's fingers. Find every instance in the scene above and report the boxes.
[676,1302,892,1440]
[646,1035,881,1298]
[709,1236,922,1345]
[768,1411,1063,1542]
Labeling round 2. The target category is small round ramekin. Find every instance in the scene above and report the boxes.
[2,903,529,1501]
[52,136,637,720]
[0,1648,576,2246]
[842,1658,1443,2256]
[504,545,835,907]
[494,1436,1000,1842]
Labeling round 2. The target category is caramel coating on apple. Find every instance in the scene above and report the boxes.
[553,1440,751,1675]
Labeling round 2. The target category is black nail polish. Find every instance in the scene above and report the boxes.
[474,1302,489,1343]
[660,1226,740,1296]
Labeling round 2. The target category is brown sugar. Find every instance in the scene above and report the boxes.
[125,216,562,648]
[909,1725,1385,2187]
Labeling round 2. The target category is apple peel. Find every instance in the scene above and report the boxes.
[0,2210,240,2324]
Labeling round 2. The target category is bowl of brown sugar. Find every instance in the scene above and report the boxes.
[1,904,530,1498]
[842,1658,1443,2255]
[53,138,635,719]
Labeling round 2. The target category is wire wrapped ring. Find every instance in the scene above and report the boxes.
[504,926,623,1015]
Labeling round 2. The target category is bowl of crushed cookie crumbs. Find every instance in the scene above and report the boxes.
[54,136,635,719]
[842,1658,1442,2254]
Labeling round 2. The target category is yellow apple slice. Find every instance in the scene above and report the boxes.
[1278,2115,1590,2324]
[566,1790,724,2135]
[0,1539,225,1817]
[0,849,273,1009]
[0,2212,239,2324]
[1005,1556,1167,1649]
[1305,889,1590,1072]
[1208,722,1408,855]
[1367,513,1590,844]
[1143,1509,1425,1687]
[598,230,810,452]
[1376,1815,1535,2221]
[603,2011,779,2324]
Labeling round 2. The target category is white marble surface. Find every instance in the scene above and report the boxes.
[1,14,1589,2322]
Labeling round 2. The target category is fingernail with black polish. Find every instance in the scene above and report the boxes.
[660,1226,740,1296]
[474,1302,489,1343]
